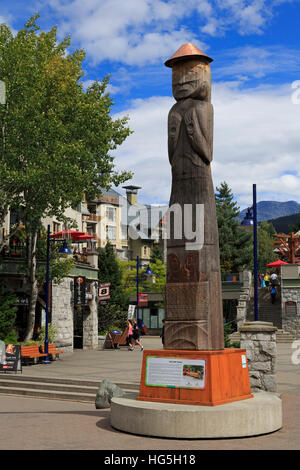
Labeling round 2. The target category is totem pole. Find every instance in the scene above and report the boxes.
[164,43,224,350]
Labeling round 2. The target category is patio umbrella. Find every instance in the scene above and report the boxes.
[72,234,96,241]
[50,230,85,239]
[266,260,289,267]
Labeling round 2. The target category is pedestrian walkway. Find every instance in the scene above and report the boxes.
[0,338,299,450]
[17,335,161,384]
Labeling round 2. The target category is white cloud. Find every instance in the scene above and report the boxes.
[40,0,296,66]
[45,0,206,66]
[112,82,300,208]
[214,45,300,80]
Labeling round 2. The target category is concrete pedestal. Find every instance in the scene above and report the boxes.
[111,392,282,439]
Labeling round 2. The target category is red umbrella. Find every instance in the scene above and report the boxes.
[73,234,96,241]
[266,260,289,267]
[50,230,85,239]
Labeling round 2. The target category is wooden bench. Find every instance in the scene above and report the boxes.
[21,345,47,365]
[40,343,64,360]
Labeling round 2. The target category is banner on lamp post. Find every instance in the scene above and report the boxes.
[98,283,111,302]
[138,293,148,307]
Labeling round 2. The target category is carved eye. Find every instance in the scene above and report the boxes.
[187,121,194,133]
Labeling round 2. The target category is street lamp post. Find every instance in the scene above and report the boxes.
[253,184,259,322]
[241,185,258,321]
[43,225,72,364]
[136,255,153,328]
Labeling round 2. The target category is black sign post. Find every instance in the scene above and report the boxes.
[0,344,22,373]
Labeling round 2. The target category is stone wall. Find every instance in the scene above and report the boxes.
[236,271,252,329]
[240,321,277,393]
[82,281,98,349]
[52,277,73,352]
[51,278,99,352]
[281,287,300,338]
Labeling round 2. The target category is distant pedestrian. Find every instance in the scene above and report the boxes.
[160,319,165,346]
[127,320,134,351]
[264,273,270,287]
[259,272,264,287]
[132,318,144,351]
[270,285,277,304]
[271,272,278,284]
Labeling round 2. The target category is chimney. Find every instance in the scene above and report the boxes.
[123,185,141,206]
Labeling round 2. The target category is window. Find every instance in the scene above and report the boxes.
[106,225,116,240]
[106,206,116,222]
[121,225,128,240]
[53,222,60,233]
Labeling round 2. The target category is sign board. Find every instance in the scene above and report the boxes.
[98,283,111,301]
[0,344,21,372]
[145,356,206,389]
[74,276,86,305]
[13,294,29,307]
[128,304,136,319]
[138,293,148,307]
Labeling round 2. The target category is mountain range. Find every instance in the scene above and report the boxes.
[239,200,300,224]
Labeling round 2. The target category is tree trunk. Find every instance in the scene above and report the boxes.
[24,230,38,342]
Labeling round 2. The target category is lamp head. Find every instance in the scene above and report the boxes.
[144,265,154,275]
[59,240,72,255]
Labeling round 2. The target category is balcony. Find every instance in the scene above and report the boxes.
[82,213,99,223]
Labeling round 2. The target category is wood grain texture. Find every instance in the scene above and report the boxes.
[165,54,224,350]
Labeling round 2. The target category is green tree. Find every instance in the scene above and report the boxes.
[289,210,300,232]
[257,223,277,273]
[0,287,17,341]
[98,243,129,332]
[216,182,252,273]
[150,245,164,263]
[143,259,166,295]
[0,15,132,340]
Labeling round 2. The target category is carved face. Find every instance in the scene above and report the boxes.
[168,253,181,272]
[172,59,211,101]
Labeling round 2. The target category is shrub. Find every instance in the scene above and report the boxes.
[4,329,18,344]
[37,323,58,343]
[0,290,18,341]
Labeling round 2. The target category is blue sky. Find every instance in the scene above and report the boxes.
[1,0,300,210]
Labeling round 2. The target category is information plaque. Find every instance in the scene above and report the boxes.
[145,356,206,389]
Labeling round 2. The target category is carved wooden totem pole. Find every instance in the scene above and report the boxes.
[164,43,224,350]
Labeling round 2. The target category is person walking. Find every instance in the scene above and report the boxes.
[270,284,277,304]
[264,273,270,288]
[259,272,264,287]
[132,318,144,351]
[127,320,134,351]
[271,272,278,284]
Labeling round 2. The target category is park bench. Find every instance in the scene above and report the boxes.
[104,329,129,349]
[21,345,47,365]
[40,343,64,360]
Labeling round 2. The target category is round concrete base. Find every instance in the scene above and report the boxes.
[111,392,282,439]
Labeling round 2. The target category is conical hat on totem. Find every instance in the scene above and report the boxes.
[164,43,213,68]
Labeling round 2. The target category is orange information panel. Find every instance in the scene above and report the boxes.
[137,349,253,406]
